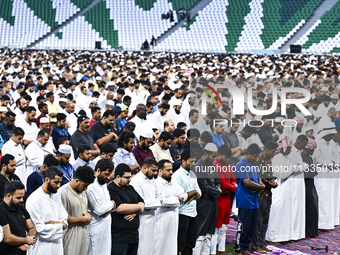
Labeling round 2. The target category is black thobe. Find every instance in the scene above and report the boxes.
[301,152,319,237]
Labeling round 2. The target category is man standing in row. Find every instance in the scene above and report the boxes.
[130,158,161,255]
[108,164,145,255]
[154,159,187,255]
[58,166,95,255]
[26,167,68,255]
[172,150,201,255]
[0,181,36,254]
[87,158,116,255]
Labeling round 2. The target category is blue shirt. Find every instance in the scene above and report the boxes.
[212,132,224,148]
[113,148,138,167]
[0,123,16,144]
[27,170,45,197]
[116,118,128,131]
[51,126,71,149]
[234,158,260,209]
[172,167,202,217]
[335,117,340,127]
[57,164,75,186]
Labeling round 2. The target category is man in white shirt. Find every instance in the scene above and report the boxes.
[150,131,174,163]
[26,129,51,180]
[13,98,27,125]
[130,158,162,255]
[64,102,78,136]
[87,158,116,255]
[154,159,187,255]
[26,166,68,255]
[130,104,149,142]
[17,106,39,147]
[2,127,27,187]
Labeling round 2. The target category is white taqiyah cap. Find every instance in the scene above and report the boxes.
[40,117,50,124]
[204,143,218,152]
[58,144,72,154]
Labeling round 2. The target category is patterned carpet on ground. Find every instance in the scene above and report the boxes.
[225,220,340,254]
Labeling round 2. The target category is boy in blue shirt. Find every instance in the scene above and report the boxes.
[234,143,265,255]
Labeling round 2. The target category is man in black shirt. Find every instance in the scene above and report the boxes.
[0,180,36,254]
[108,163,144,255]
[70,116,100,159]
[0,154,21,200]
[90,110,119,150]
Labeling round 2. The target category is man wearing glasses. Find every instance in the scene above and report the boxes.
[108,163,145,255]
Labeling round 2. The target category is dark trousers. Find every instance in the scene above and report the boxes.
[111,242,138,255]
[235,208,258,253]
[251,196,272,250]
[178,214,198,255]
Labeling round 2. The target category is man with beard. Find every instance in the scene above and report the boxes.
[13,98,28,126]
[132,129,155,166]
[153,159,187,255]
[72,145,95,170]
[166,100,183,126]
[222,118,243,167]
[58,166,95,255]
[90,110,119,150]
[170,128,186,171]
[292,116,305,142]
[194,143,221,255]
[36,103,51,131]
[0,180,36,254]
[26,166,68,255]
[56,144,76,186]
[301,138,318,238]
[151,102,170,132]
[318,107,337,131]
[2,128,27,189]
[87,158,116,255]
[0,106,8,124]
[317,95,331,117]
[114,131,140,175]
[107,163,144,255]
[51,113,71,150]
[17,106,39,147]
[0,111,16,145]
[26,154,59,197]
[150,131,174,163]
[0,155,22,199]
[26,129,51,179]
[130,104,149,142]
[211,122,225,148]
[130,158,161,255]
[71,116,99,160]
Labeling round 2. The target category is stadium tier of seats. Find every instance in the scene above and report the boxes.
[294,0,340,53]
[2,0,340,53]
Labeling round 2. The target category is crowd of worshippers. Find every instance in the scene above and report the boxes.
[1,49,340,255]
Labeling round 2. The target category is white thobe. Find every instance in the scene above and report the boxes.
[65,112,78,136]
[26,141,50,184]
[318,115,333,133]
[166,108,184,126]
[313,138,335,229]
[13,108,26,126]
[150,143,174,163]
[246,134,264,149]
[86,179,114,255]
[151,110,168,132]
[2,139,27,186]
[26,187,69,255]
[287,146,306,240]
[236,131,247,150]
[130,116,149,141]
[17,120,39,142]
[130,172,161,255]
[267,153,297,242]
[153,177,187,255]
